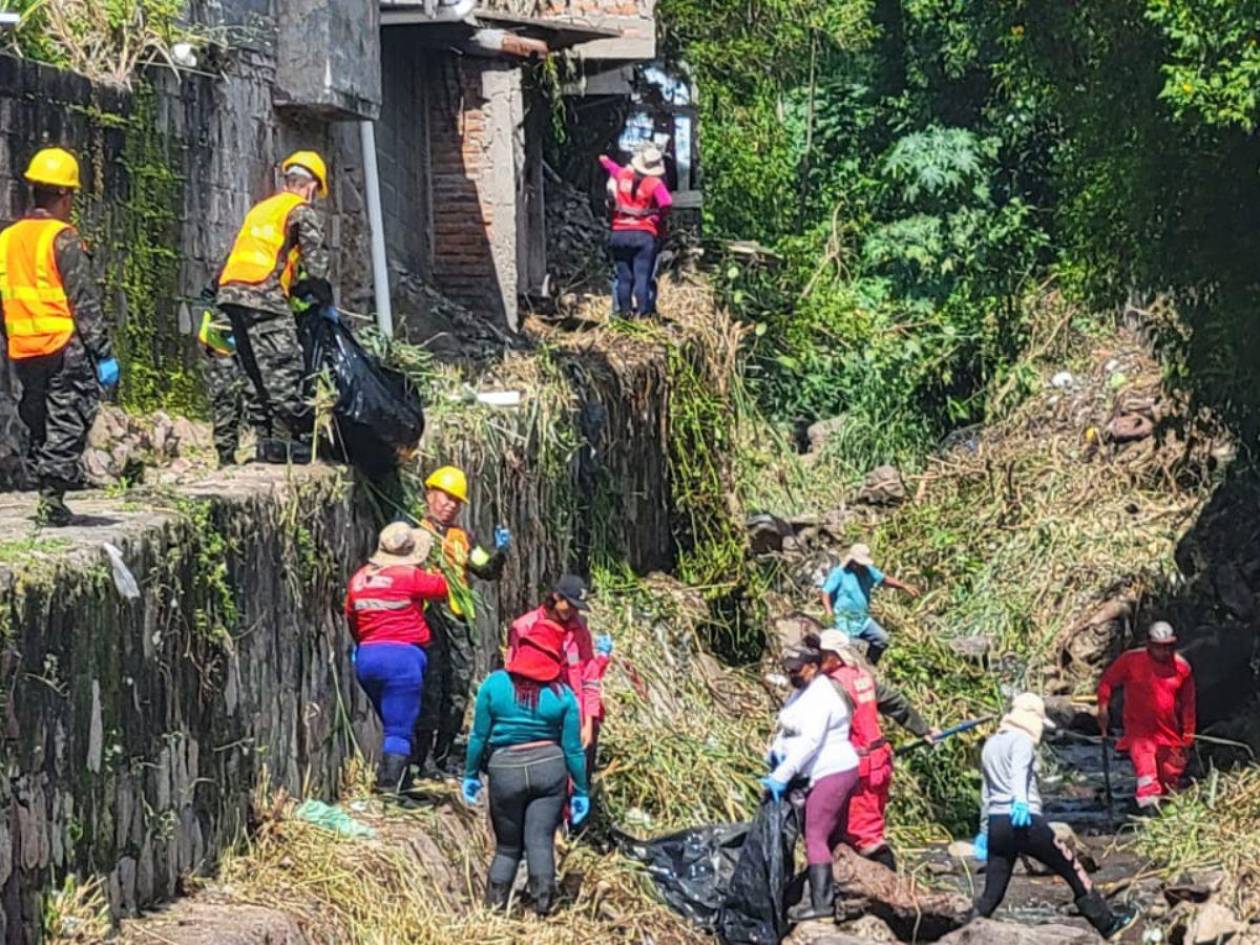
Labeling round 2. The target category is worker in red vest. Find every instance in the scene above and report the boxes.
[1097,621,1196,810]
[818,629,938,871]
[215,151,332,465]
[0,148,117,526]
[598,145,673,318]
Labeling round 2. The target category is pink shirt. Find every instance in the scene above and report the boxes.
[599,156,673,237]
[509,606,608,721]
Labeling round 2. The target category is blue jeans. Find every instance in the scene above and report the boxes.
[848,617,890,664]
[355,643,427,756]
[609,230,658,317]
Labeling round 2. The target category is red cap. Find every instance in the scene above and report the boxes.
[507,619,566,683]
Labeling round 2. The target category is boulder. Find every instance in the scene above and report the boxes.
[88,405,130,450]
[836,915,898,941]
[937,918,1095,945]
[857,465,907,507]
[1177,901,1245,945]
[748,512,796,555]
[807,416,846,453]
[832,845,970,940]
[784,925,869,945]
[946,635,992,664]
[771,612,827,651]
[171,417,213,456]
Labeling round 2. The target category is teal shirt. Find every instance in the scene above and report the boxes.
[464,670,589,795]
[821,563,886,634]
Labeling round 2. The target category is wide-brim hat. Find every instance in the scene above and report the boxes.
[1148,620,1177,644]
[817,629,859,665]
[631,145,666,178]
[842,543,875,568]
[369,522,431,567]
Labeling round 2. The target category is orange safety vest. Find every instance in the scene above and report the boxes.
[0,218,76,360]
[219,192,306,295]
[420,520,482,617]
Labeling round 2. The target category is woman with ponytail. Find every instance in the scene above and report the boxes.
[463,619,588,915]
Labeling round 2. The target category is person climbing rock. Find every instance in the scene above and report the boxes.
[0,147,117,526]
[599,145,672,318]
[762,640,859,924]
[817,628,939,872]
[818,543,920,664]
[414,465,511,773]
[216,150,332,465]
[507,575,611,776]
[1096,620,1196,811]
[463,619,588,915]
[973,693,1137,938]
[344,524,448,795]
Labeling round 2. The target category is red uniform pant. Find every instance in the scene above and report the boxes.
[1127,738,1187,807]
[843,744,893,854]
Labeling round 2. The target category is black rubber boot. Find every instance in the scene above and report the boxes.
[376,753,409,794]
[36,487,73,527]
[867,846,897,872]
[484,879,511,911]
[789,864,836,923]
[255,437,312,464]
[1076,891,1139,940]
[528,876,555,917]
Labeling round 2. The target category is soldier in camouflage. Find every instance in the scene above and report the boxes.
[214,151,334,465]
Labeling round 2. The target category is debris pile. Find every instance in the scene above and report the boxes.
[83,405,214,486]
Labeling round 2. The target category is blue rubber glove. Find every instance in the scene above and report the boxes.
[972,832,988,862]
[760,777,788,802]
[595,634,614,657]
[493,525,512,551]
[571,795,591,826]
[96,357,120,387]
[1010,801,1032,828]
[461,777,482,805]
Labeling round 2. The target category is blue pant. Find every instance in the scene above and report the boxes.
[848,617,890,664]
[609,230,658,317]
[355,643,427,757]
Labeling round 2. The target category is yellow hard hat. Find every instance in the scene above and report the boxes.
[25,148,81,190]
[425,466,469,503]
[282,150,329,197]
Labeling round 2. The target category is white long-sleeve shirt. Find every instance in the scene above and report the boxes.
[769,675,859,787]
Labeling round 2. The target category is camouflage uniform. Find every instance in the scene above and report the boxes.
[414,519,506,772]
[5,214,112,493]
[215,200,329,448]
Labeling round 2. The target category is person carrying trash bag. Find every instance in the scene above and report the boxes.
[972,693,1138,939]
[817,629,939,872]
[761,639,860,924]
[344,524,448,795]
[0,147,118,526]
[414,465,512,773]
[462,619,589,916]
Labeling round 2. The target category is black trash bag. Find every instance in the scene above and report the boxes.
[716,796,802,945]
[619,823,748,931]
[303,312,425,478]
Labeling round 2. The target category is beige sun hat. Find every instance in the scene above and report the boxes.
[1000,692,1056,744]
[370,522,426,567]
[631,144,667,178]
[1148,620,1177,644]
[842,543,875,568]
[817,629,860,665]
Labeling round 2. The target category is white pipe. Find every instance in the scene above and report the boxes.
[0,12,21,27]
[359,120,394,339]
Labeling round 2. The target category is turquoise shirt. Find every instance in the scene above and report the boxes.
[464,670,589,795]
[821,563,885,634]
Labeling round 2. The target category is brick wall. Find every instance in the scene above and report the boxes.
[428,55,522,330]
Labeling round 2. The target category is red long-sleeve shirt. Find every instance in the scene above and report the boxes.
[344,563,448,647]
[1097,648,1196,750]
[508,606,608,722]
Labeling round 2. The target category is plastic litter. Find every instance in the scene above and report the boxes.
[294,799,376,839]
[103,543,140,599]
[1050,370,1074,389]
[303,311,425,478]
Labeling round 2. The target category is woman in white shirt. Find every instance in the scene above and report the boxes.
[761,640,860,921]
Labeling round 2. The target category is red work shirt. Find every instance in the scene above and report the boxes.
[508,606,608,722]
[600,158,673,238]
[344,563,448,647]
[1097,648,1196,750]
[828,664,884,751]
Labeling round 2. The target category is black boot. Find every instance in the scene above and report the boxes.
[789,864,836,923]
[36,486,73,527]
[528,876,555,917]
[255,437,312,465]
[376,753,409,794]
[867,846,897,872]
[1076,891,1139,940]
[484,879,512,911]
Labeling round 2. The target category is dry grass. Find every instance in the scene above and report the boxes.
[42,875,111,944]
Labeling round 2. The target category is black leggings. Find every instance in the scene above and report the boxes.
[487,743,569,886]
[976,813,1094,917]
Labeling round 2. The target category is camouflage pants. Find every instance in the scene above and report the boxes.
[14,337,100,489]
[221,305,311,443]
[415,604,476,770]
[204,351,250,463]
